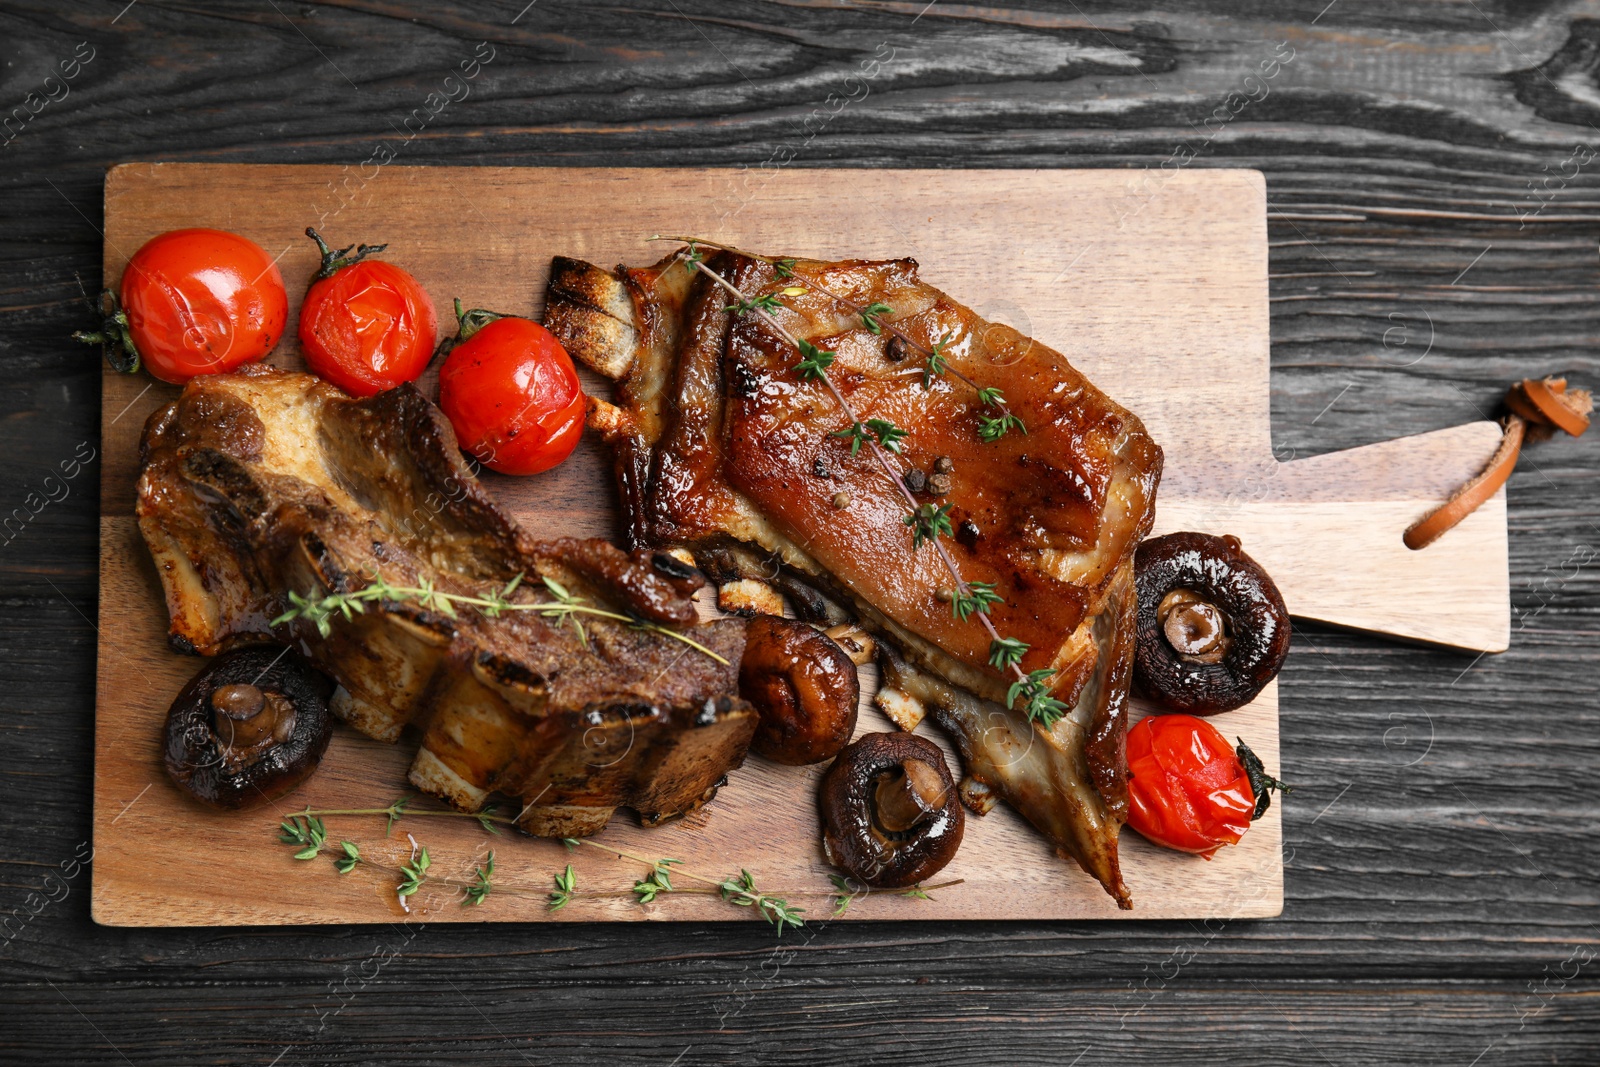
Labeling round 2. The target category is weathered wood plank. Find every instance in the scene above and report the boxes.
[1,0,1597,1062]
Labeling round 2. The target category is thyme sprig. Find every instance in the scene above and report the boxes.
[272,571,728,666]
[834,418,907,456]
[648,235,1024,436]
[548,864,576,911]
[464,852,495,905]
[564,837,803,935]
[726,292,784,316]
[860,301,894,335]
[672,250,1067,729]
[280,805,959,926]
[904,502,954,549]
[279,815,510,907]
[829,875,957,917]
[922,335,950,390]
[397,847,431,899]
[951,581,1002,622]
[632,858,681,904]
[721,869,805,932]
[296,795,502,836]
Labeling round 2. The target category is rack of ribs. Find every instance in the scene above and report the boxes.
[544,248,1162,907]
[136,364,754,837]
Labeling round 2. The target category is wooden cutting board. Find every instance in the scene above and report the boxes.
[91,164,1508,927]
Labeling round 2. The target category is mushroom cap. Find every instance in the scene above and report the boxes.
[1133,532,1290,714]
[162,645,335,810]
[740,615,860,766]
[818,731,964,889]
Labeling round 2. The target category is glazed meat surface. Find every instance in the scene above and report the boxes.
[545,248,1161,905]
[137,365,753,837]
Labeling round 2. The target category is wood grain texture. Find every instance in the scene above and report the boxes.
[1,0,1597,1064]
[92,164,1290,926]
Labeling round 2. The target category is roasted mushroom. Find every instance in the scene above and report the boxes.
[1133,532,1290,715]
[739,615,860,765]
[163,646,335,809]
[819,732,964,888]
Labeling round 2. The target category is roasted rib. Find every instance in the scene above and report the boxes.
[137,365,754,836]
[545,248,1160,905]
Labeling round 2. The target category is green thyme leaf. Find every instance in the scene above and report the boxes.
[952,581,1003,622]
[397,847,431,898]
[725,292,783,316]
[921,334,951,389]
[977,411,1027,442]
[1004,668,1066,729]
[832,421,871,456]
[988,637,1029,671]
[860,301,893,335]
[865,418,907,454]
[829,874,855,917]
[903,502,954,549]
[384,795,409,837]
[548,862,576,911]
[463,851,495,906]
[796,338,836,381]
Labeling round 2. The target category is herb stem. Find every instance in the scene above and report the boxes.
[301,806,515,823]
[276,574,728,666]
[387,584,729,665]
[565,838,728,891]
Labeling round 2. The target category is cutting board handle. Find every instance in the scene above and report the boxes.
[1156,421,1510,652]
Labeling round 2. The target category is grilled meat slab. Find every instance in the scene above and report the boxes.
[545,248,1161,904]
[137,365,753,836]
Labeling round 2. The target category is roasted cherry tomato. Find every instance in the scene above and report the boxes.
[87,228,288,384]
[438,308,584,475]
[1126,714,1256,858]
[297,228,438,397]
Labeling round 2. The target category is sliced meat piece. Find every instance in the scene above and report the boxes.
[136,364,754,837]
[545,247,1160,906]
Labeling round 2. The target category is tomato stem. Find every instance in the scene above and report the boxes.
[305,227,389,280]
[1235,738,1291,820]
[71,288,140,374]
[451,296,510,343]
[432,297,514,364]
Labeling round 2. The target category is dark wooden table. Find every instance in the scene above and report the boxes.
[3,2,1597,1063]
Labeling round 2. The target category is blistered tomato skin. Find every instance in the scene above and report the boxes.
[299,257,438,398]
[438,317,585,476]
[1125,714,1255,857]
[120,228,288,384]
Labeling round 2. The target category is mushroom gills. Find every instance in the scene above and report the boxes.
[162,645,336,810]
[818,731,965,889]
[1133,532,1290,715]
